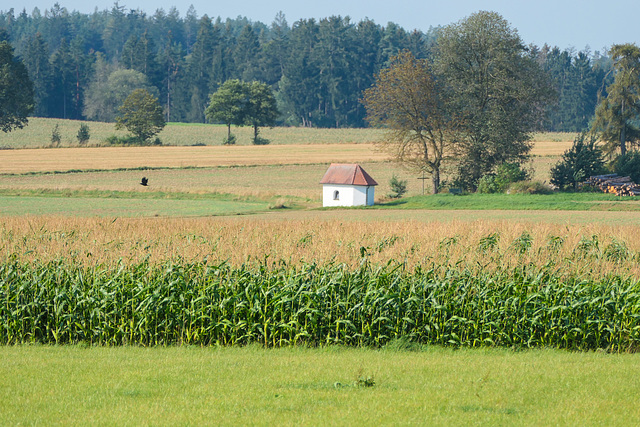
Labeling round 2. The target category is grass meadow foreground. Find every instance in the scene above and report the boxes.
[2,345,639,426]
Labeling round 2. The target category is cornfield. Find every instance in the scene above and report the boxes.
[3,216,640,350]
[1,259,639,351]
[3,216,640,276]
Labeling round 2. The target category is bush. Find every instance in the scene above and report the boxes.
[388,174,408,198]
[477,163,529,193]
[507,180,552,194]
[476,175,501,194]
[612,151,640,184]
[223,134,237,145]
[50,124,61,146]
[76,123,90,145]
[252,136,270,145]
[104,135,150,146]
[550,131,605,190]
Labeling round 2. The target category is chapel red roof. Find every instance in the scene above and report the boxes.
[319,164,378,186]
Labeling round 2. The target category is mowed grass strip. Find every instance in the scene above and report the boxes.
[382,192,640,211]
[0,195,270,217]
[1,346,639,425]
[0,144,387,174]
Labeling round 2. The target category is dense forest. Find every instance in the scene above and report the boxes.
[0,3,614,130]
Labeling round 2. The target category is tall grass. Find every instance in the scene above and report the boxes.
[1,258,639,350]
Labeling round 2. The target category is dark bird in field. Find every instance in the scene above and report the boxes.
[140,177,148,186]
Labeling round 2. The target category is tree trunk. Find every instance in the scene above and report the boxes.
[431,169,440,194]
[620,98,627,155]
[254,124,259,142]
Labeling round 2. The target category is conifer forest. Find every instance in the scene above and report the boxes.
[0,4,613,130]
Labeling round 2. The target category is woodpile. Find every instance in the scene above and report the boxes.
[584,174,640,196]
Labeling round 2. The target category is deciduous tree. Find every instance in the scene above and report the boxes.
[115,88,165,142]
[245,81,278,144]
[0,40,34,132]
[84,64,155,122]
[362,50,459,193]
[204,79,248,144]
[435,11,554,190]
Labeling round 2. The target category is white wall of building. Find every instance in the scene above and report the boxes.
[322,184,375,207]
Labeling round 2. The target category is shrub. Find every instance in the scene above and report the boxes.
[388,174,408,198]
[612,151,640,184]
[223,134,237,145]
[507,180,552,194]
[50,124,61,146]
[252,136,270,145]
[476,175,501,194]
[76,123,90,145]
[550,131,605,190]
[105,135,144,146]
[477,162,529,193]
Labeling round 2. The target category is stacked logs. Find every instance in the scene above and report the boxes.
[584,174,640,196]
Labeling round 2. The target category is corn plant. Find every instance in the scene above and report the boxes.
[2,259,640,351]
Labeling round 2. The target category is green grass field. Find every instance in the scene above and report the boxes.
[0,117,575,149]
[1,345,639,425]
[0,117,384,148]
[0,192,271,217]
[383,192,640,211]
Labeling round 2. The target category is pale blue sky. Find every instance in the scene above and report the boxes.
[5,0,639,53]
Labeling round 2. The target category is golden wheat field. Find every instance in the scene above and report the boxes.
[0,144,391,174]
[2,215,639,277]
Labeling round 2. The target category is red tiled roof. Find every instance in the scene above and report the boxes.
[319,163,378,186]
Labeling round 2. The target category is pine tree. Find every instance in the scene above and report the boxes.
[591,44,640,156]
[21,32,52,117]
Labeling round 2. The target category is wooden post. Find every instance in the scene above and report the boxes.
[417,171,427,195]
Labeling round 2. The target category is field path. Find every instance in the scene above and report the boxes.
[1,144,388,174]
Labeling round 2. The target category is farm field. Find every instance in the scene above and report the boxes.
[2,123,639,423]
[0,194,270,217]
[0,144,388,174]
[2,345,639,426]
[0,117,576,148]
[3,215,640,272]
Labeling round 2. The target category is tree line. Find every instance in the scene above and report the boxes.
[0,3,614,130]
[362,11,640,193]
